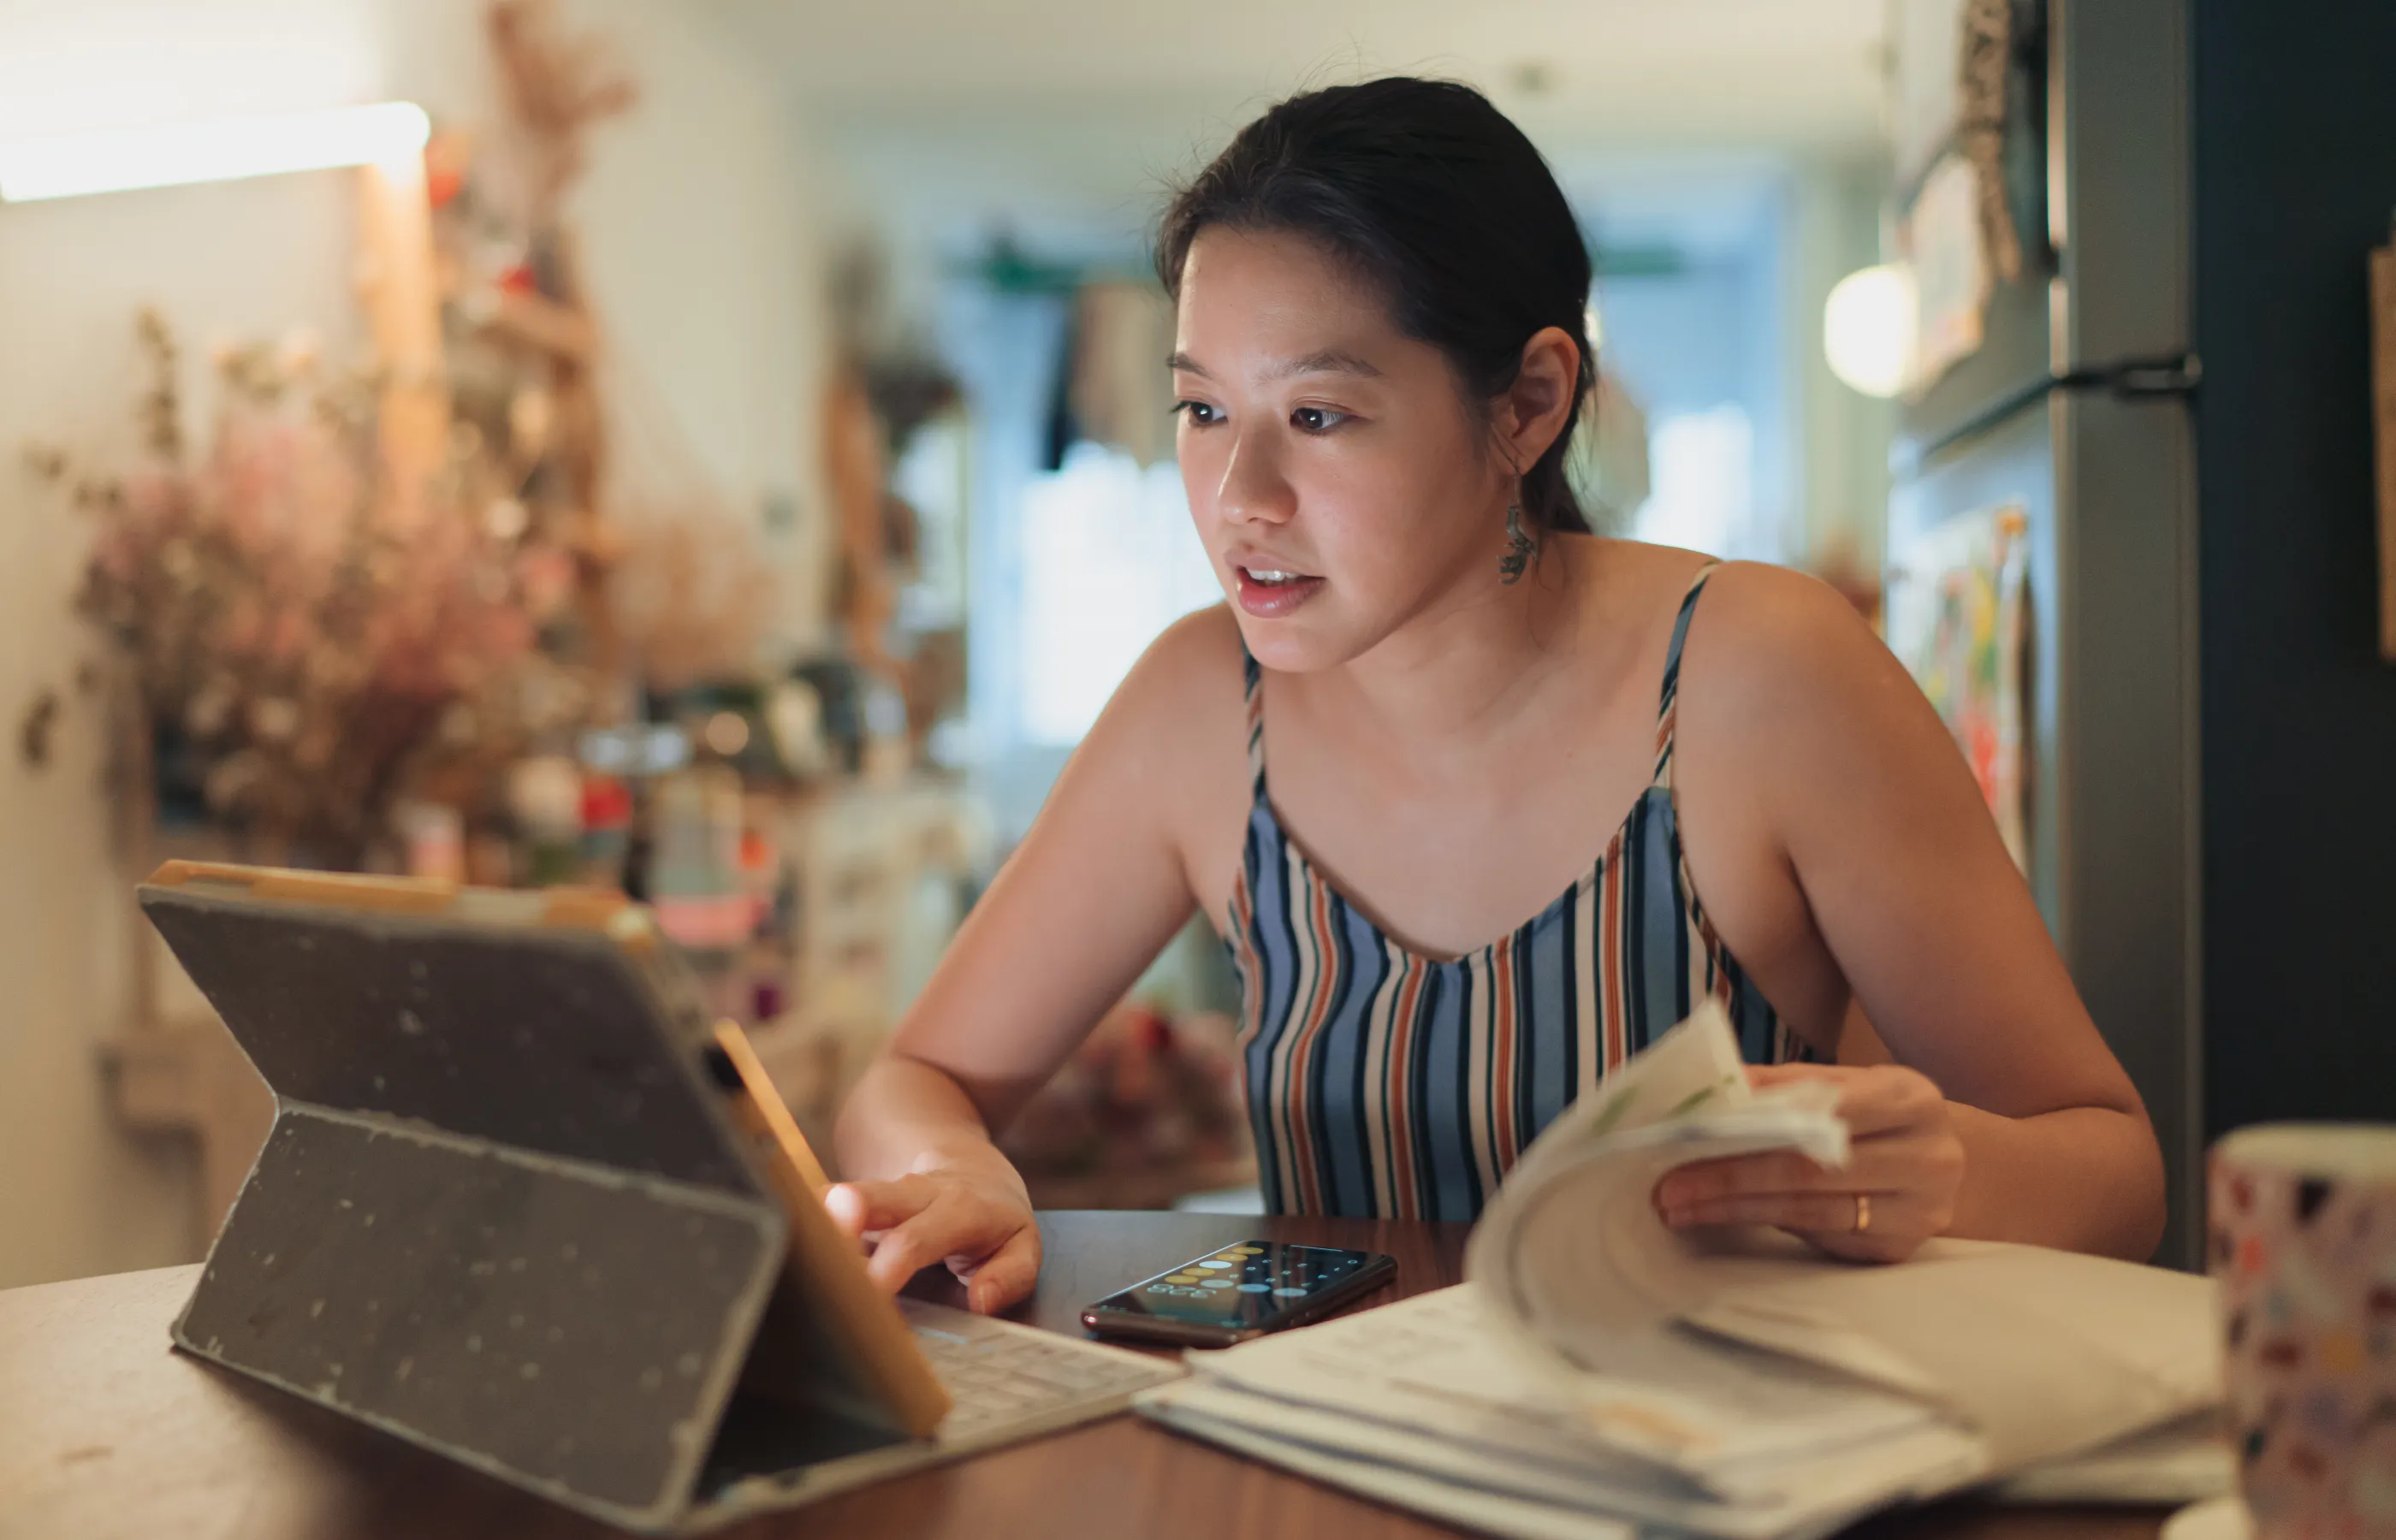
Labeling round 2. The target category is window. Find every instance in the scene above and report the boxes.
[1632,406,1755,558]
[1017,442,1219,745]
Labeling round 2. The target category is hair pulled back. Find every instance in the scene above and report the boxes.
[1157,77,1596,535]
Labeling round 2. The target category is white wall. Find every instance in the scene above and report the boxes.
[1788,155,1897,566]
[0,0,832,1288]
[0,0,376,1285]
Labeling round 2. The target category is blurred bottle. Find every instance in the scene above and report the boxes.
[507,755,585,887]
[579,773,633,888]
[395,801,465,885]
[648,764,749,951]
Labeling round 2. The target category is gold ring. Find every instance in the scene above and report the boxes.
[1853,1193,1872,1234]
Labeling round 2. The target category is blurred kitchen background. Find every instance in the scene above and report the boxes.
[3,0,2389,1288]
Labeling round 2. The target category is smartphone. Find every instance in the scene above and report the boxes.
[1080,1240,1397,1348]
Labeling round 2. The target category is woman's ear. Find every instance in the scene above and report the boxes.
[1498,326,1582,472]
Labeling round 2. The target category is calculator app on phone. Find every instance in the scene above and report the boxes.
[1081,1240,1397,1348]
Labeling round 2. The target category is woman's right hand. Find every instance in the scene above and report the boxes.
[823,615,1247,1316]
[823,1158,1042,1315]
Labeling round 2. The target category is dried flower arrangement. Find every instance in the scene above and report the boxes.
[608,502,779,692]
[30,309,603,867]
[26,0,780,874]
[436,0,774,697]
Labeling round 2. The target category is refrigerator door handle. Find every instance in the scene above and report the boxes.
[1900,353,2203,472]
[2060,353,2205,399]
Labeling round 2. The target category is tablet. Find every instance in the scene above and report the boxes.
[138,860,949,1530]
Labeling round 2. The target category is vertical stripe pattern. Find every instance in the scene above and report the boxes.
[1227,563,1807,1221]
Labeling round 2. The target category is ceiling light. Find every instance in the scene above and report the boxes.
[1822,264,1916,399]
[0,101,430,204]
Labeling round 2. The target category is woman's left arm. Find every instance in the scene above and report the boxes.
[1652,567,2167,1263]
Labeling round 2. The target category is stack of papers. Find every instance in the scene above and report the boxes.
[1137,1004,2223,1540]
[1144,1284,1985,1540]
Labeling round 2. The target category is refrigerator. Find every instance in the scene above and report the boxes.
[1884,0,2205,1266]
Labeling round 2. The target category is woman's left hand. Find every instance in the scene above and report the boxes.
[1650,1063,1966,1263]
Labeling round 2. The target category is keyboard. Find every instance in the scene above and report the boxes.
[697,1301,1192,1521]
[899,1299,1188,1448]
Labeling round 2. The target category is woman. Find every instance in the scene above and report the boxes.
[828,78,2165,1313]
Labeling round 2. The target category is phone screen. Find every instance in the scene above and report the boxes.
[1086,1240,1386,1335]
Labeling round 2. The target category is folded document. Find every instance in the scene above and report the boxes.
[1137,1004,2221,1540]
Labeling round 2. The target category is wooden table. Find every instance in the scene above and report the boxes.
[0,1211,2172,1540]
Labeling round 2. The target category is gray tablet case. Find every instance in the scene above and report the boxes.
[140,881,918,1532]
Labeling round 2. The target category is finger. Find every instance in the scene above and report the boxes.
[1656,1130,1954,1210]
[860,1193,1028,1294]
[1830,1076,1947,1138]
[1804,1228,1927,1264]
[1654,1150,1850,1211]
[1659,1148,1954,1230]
[823,1176,938,1240]
[958,1226,1041,1315]
[1662,1188,1900,1235]
[860,1211,958,1293]
[1747,1063,1944,1137]
[1745,1063,1856,1091]
[1742,1063,1903,1131]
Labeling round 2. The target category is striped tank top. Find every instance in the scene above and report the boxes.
[1224,562,1806,1221]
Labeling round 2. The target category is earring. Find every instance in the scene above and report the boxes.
[1498,497,1535,585]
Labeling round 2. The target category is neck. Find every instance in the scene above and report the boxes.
[1320,532,1598,749]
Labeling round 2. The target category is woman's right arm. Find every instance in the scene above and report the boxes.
[827,609,1246,1312]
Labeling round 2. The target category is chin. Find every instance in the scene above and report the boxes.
[1231,610,1373,675]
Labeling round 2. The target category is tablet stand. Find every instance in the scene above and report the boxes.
[141,883,901,1533]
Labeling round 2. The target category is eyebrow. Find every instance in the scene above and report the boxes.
[1167,349,1385,382]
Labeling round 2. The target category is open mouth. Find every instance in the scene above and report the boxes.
[1232,565,1326,617]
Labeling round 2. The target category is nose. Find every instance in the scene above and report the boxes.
[1214,428,1296,527]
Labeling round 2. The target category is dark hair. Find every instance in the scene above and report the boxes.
[1156,78,1596,535]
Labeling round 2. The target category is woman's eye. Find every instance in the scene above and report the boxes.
[1291,406,1348,434]
[1174,400,1221,427]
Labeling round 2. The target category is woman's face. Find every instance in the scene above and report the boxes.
[1171,227,1509,672]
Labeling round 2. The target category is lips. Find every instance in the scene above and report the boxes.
[1233,565,1325,618]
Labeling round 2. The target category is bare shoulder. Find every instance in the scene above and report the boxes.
[1660,557,1980,1044]
[1671,559,1905,728]
[1671,557,1984,868]
[1067,603,1252,910]
[1100,602,1248,747]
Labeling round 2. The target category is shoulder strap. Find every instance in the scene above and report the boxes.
[1242,648,1267,795]
[1651,560,1723,789]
